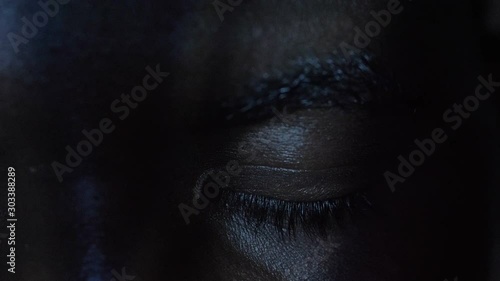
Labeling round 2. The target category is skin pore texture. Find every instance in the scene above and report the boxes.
[202,108,414,201]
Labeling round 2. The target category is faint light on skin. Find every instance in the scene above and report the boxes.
[216,213,341,280]
[178,141,257,225]
[300,237,338,275]
[241,119,309,168]
[178,120,313,224]
[236,108,381,171]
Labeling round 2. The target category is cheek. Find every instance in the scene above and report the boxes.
[196,199,447,281]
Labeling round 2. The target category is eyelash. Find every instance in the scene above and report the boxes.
[213,190,374,237]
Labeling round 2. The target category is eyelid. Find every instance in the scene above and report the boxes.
[206,163,377,235]
[215,189,374,236]
[222,164,375,202]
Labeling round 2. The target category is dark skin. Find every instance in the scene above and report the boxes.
[0,0,492,280]
[168,1,480,280]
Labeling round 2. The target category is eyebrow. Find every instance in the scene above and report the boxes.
[216,52,396,125]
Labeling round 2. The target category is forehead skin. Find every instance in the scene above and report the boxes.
[170,0,476,105]
[173,0,387,101]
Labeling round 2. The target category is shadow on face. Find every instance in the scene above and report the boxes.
[0,0,494,280]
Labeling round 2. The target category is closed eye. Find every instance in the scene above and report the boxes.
[214,189,374,237]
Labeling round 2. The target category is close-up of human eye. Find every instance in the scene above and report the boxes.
[1,0,499,280]
[216,189,375,236]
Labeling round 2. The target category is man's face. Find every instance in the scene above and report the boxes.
[167,0,478,280]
